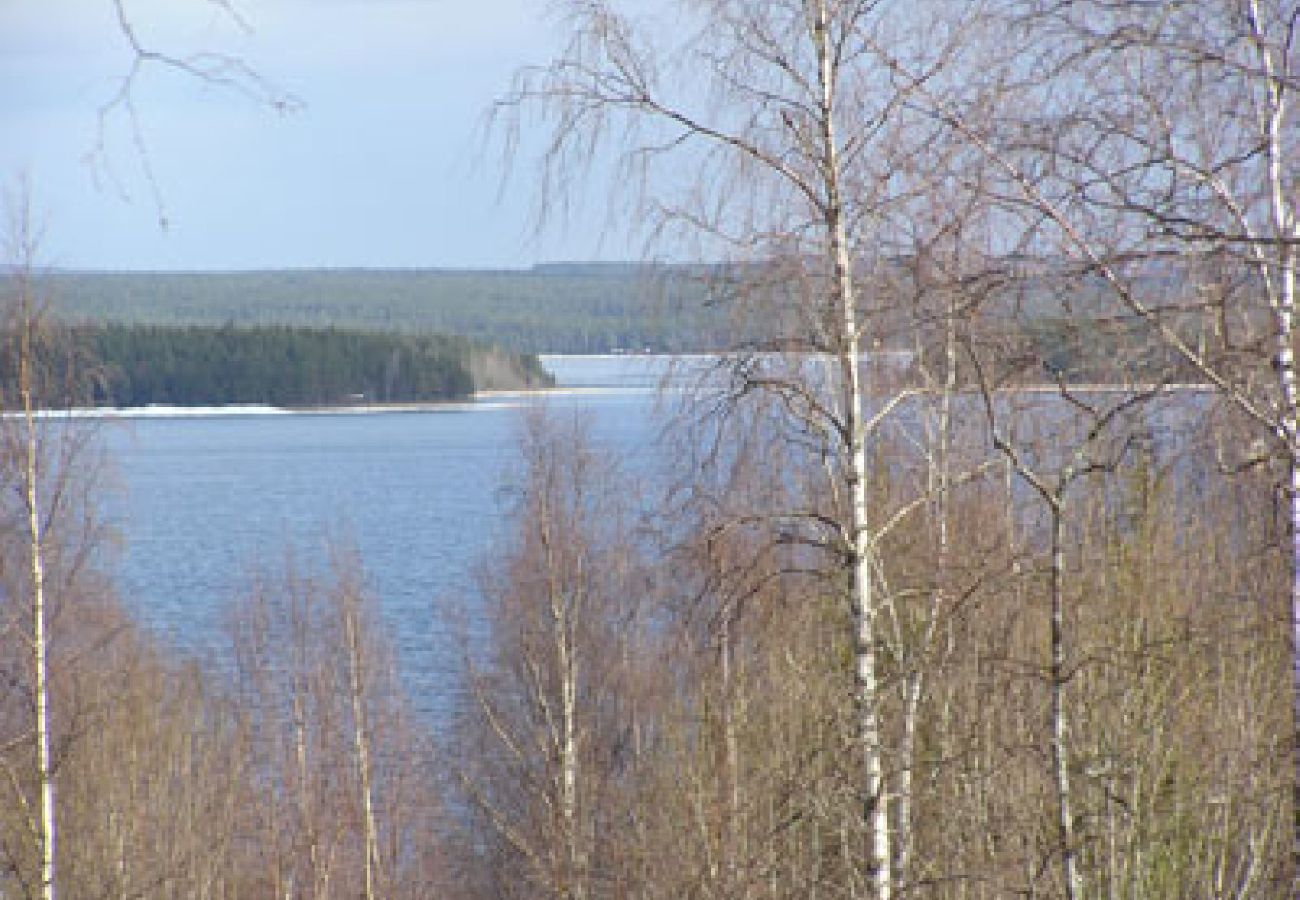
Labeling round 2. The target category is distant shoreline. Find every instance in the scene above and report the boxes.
[10,385,664,419]
[17,384,1212,420]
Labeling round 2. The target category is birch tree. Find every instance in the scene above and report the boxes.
[230,549,434,899]
[0,190,108,900]
[1,192,57,900]
[1025,13,1300,882]
[863,0,1299,883]
[0,189,213,900]
[453,410,650,899]
[976,355,1159,897]
[499,4,994,894]
[338,566,381,900]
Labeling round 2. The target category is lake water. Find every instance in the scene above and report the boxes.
[100,354,1212,724]
[102,355,678,723]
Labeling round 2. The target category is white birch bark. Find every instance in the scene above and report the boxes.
[14,246,56,900]
[341,588,380,900]
[500,5,988,894]
[810,5,889,895]
[555,586,582,900]
[882,3,1295,885]
[719,609,742,896]
[26,346,55,900]
[538,482,586,900]
[1048,505,1081,900]
[984,421,1106,899]
[1246,2,1300,878]
[896,291,958,890]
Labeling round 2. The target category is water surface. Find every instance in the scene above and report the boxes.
[104,355,674,722]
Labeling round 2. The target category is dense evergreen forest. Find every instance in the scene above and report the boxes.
[25,324,553,407]
[40,265,1209,369]
[38,266,728,354]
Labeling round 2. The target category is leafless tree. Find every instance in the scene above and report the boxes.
[0,186,86,900]
[230,546,437,899]
[498,4,1003,894]
[8,193,53,900]
[451,409,653,899]
[91,0,299,220]
[866,5,1299,884]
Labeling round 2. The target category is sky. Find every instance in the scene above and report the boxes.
[1,0,636,270]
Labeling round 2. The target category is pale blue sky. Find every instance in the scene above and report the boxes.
[1,0,633,270]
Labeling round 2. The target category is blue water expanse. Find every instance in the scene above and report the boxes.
[102,355,678,723]
[98,354,1211,724]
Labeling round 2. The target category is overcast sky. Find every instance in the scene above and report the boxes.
[1,0,633,270]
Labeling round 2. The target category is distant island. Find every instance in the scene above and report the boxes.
[54,324,553,408]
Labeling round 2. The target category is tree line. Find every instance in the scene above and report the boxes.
[4,323,553,408]
[39,267,731,354]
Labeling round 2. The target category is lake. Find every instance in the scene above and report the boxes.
[102,355,679,723]
[99,354,1212,724]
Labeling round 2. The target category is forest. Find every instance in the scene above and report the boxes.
[49,323,553,407]
[37,267,728,354]
[1,0,1298,899]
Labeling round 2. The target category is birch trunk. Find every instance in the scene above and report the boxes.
[291,685,324,898]
[1283,282,1299,894]
[1049,505,1081,900]
[719,609,742,896]
[557,597,582,900]
[811,4,889,895]
[1249,2,1300,878]
[541,491,585,900]
[342,590,379,900]
[896,297,958,889]
[17,264,55,900]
